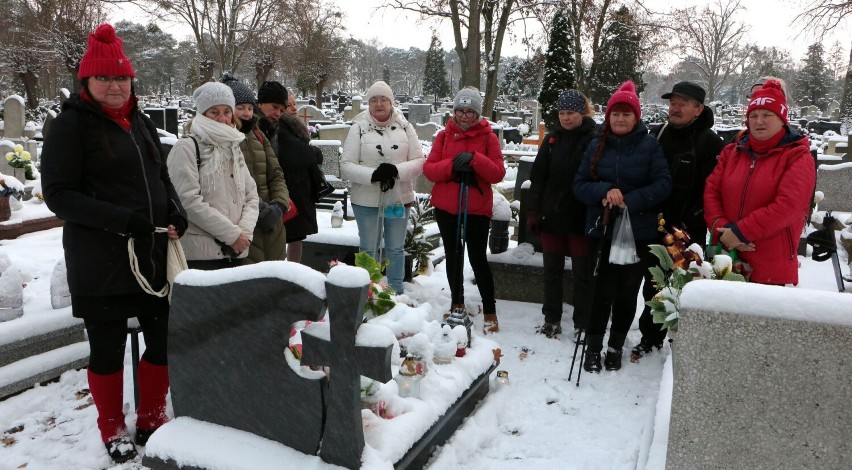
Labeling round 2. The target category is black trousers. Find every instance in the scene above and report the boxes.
[585,238,656,353]
[435,208,496,314]
[84,310,169,375]
[542,252,592,327]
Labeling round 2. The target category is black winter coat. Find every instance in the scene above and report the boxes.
[41,95,186,317]
[573,122,672,241]
[528,117,597,234]
[650,107,725,238]
[276,114,322,242]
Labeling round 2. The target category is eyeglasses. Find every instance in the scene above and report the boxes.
[454,109,477,118]
[93,76,131,84]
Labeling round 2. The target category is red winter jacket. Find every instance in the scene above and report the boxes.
[424,118,505,217]
[704,130,815,285]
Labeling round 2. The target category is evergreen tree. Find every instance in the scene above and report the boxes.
[422,34,450,102]
[537,9,576,131]
[796,43,833,111]
[587,6,645,107]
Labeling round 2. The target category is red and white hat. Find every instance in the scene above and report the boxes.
[605,81,641,121]
[78,24,135,79]
[747,80,788,125]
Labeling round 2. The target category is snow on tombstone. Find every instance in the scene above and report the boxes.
[50,260,71,309]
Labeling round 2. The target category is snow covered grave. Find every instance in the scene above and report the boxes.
[669,280,852,469]
[142,262,499,470]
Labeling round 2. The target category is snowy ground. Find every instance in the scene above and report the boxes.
[0,205,848,470]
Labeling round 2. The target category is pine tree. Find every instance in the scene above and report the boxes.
[796,43,833,112]
[587,6,645,107]
[537,9,576,131]
[422,34,450,103]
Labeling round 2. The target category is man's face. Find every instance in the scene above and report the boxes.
[667,96,703,126]
[258,102,285,123]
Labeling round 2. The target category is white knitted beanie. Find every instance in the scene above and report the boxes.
[366,81,394,102]
[193,82,236,114]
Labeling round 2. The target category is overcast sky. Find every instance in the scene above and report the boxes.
[112,0,850,64]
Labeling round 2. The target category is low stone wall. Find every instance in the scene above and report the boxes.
[488,253,573,305]
[667,280,852,469]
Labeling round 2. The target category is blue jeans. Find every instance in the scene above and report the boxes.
[352,203,410,294]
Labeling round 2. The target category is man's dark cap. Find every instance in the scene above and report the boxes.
[661,81,706,104]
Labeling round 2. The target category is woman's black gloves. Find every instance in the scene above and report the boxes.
[371,163,399,192]
[453,152,474,173]
[257,201,283,232]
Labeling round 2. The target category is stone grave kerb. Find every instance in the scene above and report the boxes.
[301,277,394,470]
[167,267,328,456]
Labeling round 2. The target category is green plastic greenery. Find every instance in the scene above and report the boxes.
[354,252,397,318]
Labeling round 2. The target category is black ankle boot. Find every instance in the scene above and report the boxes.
[583,351,602,373]
[604,347,623,371]
[135,427,156,446]
[105,435,138,463]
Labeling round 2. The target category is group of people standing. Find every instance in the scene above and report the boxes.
[530,77,813,374]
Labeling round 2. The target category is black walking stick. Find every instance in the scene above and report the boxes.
[445,172,474,344]
[568,206,612,386]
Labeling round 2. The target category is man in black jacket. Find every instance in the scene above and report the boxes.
[633,81,727,360]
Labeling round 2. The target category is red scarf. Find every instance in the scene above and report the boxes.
[81,88,135,131]
[747,128,786,154]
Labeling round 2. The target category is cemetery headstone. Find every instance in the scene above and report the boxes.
[414,122,440,142]
[2,96,25,139]
[317,124,351,146]
[59,88,71,106]
[507,116,523,128]
[343,96,362,121]
[297,105,327,126]
[407,103,432,125]
[42,110,57,139]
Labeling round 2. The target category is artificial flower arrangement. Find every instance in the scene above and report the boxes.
[4,145,35,180]
[329,252,396,319]
[646,225,747,331]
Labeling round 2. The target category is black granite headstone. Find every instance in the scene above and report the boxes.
[168,270,327,456]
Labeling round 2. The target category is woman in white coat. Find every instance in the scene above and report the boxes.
[167,82,259,269]
[341,81,425,294]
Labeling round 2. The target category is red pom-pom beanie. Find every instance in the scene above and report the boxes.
[78,23,135,79]
[605,81,641,122]
[747,80,788,125]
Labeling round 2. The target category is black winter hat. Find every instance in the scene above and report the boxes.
[258,81,288,105]
[221,73,256,106]
[661,81,706,104]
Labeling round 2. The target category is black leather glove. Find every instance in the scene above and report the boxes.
[126,213,154,239]
[168,214,188,237]
[256,201,282,232]
[371,163,399,182]
[453,152,474,173]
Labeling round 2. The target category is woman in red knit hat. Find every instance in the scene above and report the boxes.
[704,80,815,285]
[41,23,187,463]
[573,81,672,373]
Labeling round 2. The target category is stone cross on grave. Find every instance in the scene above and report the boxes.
[299,107,312,125]
[301,279,394,470]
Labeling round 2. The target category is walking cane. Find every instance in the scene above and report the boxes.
[451,172,471,310]
[568,206,612,386]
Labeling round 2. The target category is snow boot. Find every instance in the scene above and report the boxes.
[604,347,623,371]
[630,339,663,363]
[583,351,602,373]
[538,321,562,339]
[135,359,170,446]
[88,369,137,462]
[483,313,499,334]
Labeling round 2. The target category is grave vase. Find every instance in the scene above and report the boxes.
[489,220,510,254]
[0,196,10,222]
[11,167,27,182]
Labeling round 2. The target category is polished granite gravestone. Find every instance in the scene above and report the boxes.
[143,263,394,470]
[164,267,328,456]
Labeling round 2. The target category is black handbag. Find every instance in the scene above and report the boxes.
[311,164,335,202]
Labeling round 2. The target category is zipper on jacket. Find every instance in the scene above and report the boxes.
[736,156,758,220]
[128,124,158,277]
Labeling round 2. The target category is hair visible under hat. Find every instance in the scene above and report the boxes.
[557,90,587,114]
[605,81,641,122]
[453,87,482,116]
[193,82,236,115]
[366,81,394,102]
[78,23,135,79]
[257,81,288,105]
[221,73,256,106]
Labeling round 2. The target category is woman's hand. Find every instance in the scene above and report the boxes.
[602,188,625,208]
[718,227,756,251]
[231,233,251,254]
[166,225,180,240]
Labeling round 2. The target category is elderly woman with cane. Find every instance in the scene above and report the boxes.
[41,23,187,463]
[341,81,424,294]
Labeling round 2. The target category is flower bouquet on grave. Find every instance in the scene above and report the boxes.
[329,253,396,319]
[5,145,35,180]
[646,225,747,332]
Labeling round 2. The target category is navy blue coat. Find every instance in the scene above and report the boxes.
[573,122,672,240]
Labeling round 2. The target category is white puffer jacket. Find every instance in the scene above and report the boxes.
[341,108,425,207]
[167,135,259,261]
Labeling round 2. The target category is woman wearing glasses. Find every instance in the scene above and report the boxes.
[341,80,424,295]
[423,87,506,333]
[41,24,187,463]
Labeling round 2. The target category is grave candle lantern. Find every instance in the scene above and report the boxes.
[395,354,421,399]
